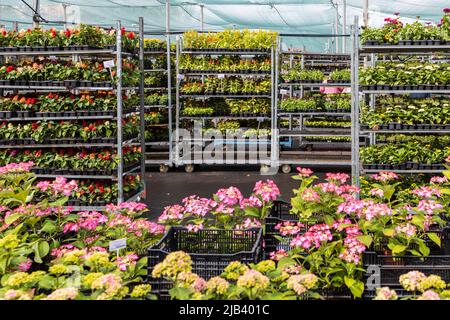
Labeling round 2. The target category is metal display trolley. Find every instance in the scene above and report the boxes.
[277,48,353,173]
[174,34,279,173]
[0,20,146,210]
[140,33,174,173]
[351,16,450,186]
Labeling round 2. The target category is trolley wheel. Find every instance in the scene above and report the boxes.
[159,164,169,173]
[260,164,270,174]
[281,164,292,174]
[184,164,195,173]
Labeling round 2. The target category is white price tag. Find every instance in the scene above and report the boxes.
[177,74,185,80]
[151,58,156,63]
[280,89,288,95]
[109,238,127,252]
[257,117,265,122]
[103,60,115,68]
[217,74,225,79]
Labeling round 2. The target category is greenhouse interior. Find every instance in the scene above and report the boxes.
[0,0,450,304]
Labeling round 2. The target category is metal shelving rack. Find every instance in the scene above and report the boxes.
[0,20,146,210]
[352,17,450,186]
[140,31,174,173]
[276,48,353,173]
[174,35,278,173]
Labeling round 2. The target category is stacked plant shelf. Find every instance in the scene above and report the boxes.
[277,50,352,173]
[142,38,174,172]
[358,13,450,175]
[175,30,278,172]
[0,23,145,210]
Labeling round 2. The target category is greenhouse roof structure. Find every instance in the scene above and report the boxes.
[0,0,448,51]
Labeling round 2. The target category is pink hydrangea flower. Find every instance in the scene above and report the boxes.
[158,204,185,223]
[430,176,448,184]
[301,189,320,202]
[370,188,384,198]
[253,180,280,202]
[370,171,398,182]
[18,258,32,272]
[325,172,350,185]
[215,186,243,206]
[269,249,288,261]
[296,167,313,178]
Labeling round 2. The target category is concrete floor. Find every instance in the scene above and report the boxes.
[143,165,350,220]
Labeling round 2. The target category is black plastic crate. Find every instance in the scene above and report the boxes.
[147,226,263,299]
[362,253,450,298]
[265,200,298,257]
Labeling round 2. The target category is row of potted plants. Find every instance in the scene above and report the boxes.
[0,59,140,86]
[303,118,351,129]
[0,119,139,143]
[0,92,138,115]
[0,24,138,52]
[144,93,168,106]
[182,98,271,117]
[376,134,450,146]
[281,68,351,83]
[179,55,271,73]
[360,142,450,165]
[280,94,350,113]
[182,30,278,50]
[0,146,141,174]
[181,78,271,95]
[361,96,450,128]
[361,9,450,45]
[359,62,450,86]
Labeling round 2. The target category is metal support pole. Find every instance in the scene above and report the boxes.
[62,4,68,30]
[200,4,204,32]
[174,36,180,166]
[13,21,19,32]
[166,0,173,165]
[350,16,360,191]
[363,0,369,27]
[138,17,146,199]
[342,0,347,53]
[335,3,339,54]
[116,20,124,203]
[33,0,40,29]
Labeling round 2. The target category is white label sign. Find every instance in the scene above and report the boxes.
[280,89,288,95]
[217,74,225,79]
[103,60,115,68]
[109,238,127,251]
[177,74,185,80]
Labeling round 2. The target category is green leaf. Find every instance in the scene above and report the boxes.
[383,228,395,237]
[41,220,57,233]
[38,241,50,258]
[344,276,364,298]
[356,235,373,248]
[5,213,21,225]
[391,244,407,255]
[427,232,441,247]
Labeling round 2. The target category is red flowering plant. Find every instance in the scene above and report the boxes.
[157,180,280,230]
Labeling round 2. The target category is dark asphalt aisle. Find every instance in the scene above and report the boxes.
[143,165,350,220]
